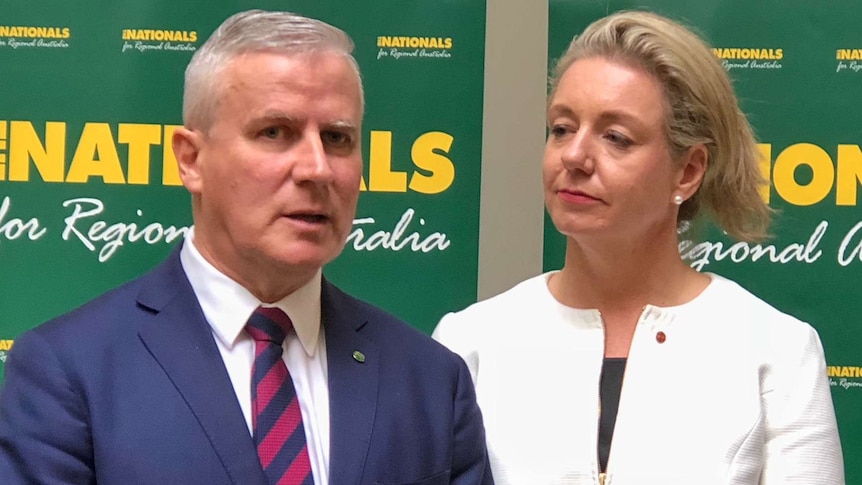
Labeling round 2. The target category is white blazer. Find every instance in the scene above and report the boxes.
[433,273,844,485]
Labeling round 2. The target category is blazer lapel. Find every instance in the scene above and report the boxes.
[323,280,379,484]
[136,248,267,485]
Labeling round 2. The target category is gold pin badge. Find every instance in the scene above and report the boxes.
[352,350,366,363]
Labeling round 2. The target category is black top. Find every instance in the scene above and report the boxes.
[598,357,627,473]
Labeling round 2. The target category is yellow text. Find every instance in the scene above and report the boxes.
[121,29,197,42]
[828,366,862,378]
[377,36,452,49]
[836,49,862,60]
[713,48,783,60]
[759,143,862,206]
[362,131,455,194]
[0,26,69,38]
[0,121,182,186]
[0,122,457,194]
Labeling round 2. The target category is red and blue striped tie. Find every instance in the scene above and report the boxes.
[246,306,314,485]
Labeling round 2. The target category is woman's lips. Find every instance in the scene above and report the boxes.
[558,189,602,205]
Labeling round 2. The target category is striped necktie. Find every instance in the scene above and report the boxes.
[246,306,313,485]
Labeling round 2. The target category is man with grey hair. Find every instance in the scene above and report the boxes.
[0,10,492,485]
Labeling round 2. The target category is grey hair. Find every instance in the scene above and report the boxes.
[183,9,363,131]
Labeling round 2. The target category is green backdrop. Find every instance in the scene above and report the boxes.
[0,0,485,375]
[546,0,861,480]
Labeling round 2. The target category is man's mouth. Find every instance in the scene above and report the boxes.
[287,213,329,223]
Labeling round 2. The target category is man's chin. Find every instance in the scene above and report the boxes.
[267,244,344,272]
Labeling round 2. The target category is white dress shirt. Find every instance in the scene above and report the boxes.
[180,229,330,484]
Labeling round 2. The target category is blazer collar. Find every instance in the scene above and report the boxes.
[136,245,267,485]
[322,278,379,484]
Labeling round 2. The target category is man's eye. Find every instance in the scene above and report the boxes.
[323,131,350,147]
[262,126,281,139]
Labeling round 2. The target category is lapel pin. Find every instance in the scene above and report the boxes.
[352,350,366,363]
[656,331,667,344]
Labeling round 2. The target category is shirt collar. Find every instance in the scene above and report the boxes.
[179,227,322,357]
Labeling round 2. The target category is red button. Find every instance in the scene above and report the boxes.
[656,331,666,343]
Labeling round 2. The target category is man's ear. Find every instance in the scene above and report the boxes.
[172,127,204,194]
[676,143,708,199]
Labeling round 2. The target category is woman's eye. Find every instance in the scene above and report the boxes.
[550,124,572,137]
[606,131,632,148]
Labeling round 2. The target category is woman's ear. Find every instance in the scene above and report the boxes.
[676,143,708,199]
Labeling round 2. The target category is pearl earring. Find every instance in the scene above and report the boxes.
[673,194,683,205]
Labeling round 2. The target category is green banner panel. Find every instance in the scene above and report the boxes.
[0,1,485,378]
[547,0,861,480]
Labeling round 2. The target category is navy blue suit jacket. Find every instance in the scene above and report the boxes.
[0,248,492,485]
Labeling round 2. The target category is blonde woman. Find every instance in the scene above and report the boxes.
[434,11,843,485]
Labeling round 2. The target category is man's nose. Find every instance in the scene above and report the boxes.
[293,131,334,182]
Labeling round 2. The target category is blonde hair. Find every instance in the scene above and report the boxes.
[550,10,771,242]
[183,9,363,131]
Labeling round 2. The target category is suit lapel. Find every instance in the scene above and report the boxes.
[323,280,379,484]
[136,248,267,485]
